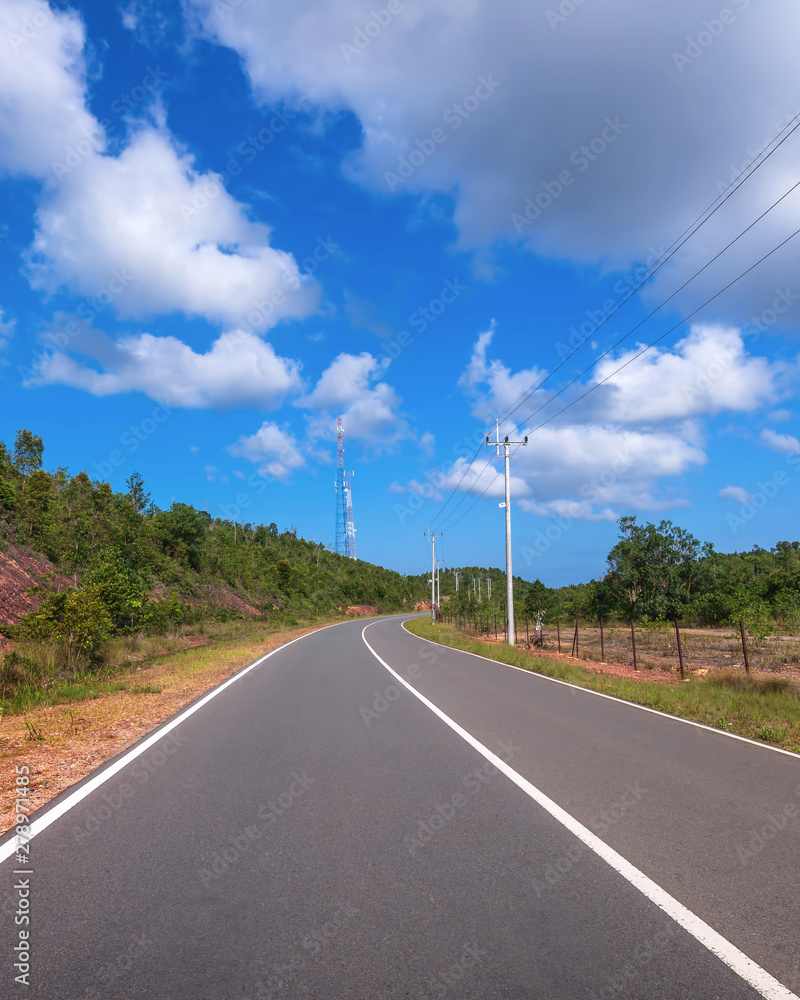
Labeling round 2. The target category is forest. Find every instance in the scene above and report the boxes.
[0,430,428,677]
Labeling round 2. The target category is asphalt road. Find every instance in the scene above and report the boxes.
[1,614,798,998]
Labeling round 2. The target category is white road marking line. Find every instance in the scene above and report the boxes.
[0,621,350,864]
[364,621,798,1000]
[401,619,800,759]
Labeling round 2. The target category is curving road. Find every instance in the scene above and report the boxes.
[1,614,798,998]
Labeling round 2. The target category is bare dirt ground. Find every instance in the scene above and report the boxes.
[472,622,800,682]
[0,544,72,652]
[0,621,340,837]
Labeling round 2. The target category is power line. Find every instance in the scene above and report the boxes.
[505,174,800,436]
[493,111,800,430]
[435,222,800,534]
[427,112,800,531]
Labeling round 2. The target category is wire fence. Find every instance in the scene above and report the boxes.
[435,611,800,677]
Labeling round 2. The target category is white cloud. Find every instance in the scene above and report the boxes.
[0,1,316,329]
[719,485,753,504]
[761,427,800,455]
[0,0,103,179]
[26,126,318,328]
[28,327,303,409]
[187,0,800,317]
[228,421,305,481]
[593,325,785,423]
[299,351,411,448]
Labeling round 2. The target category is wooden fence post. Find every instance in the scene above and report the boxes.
[739,620,751,675]
[599,616,605,662]
[630,619,637,671]
[675,619,686,679]
[557,615,561,653]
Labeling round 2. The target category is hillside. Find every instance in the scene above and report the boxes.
[0,431,428,667]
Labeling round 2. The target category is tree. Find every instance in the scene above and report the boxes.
[605,516,713,621]
[13,429,44,480]
[125,471,151,514]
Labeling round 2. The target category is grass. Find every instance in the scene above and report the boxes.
[406,620,800,754]
[0,615,340,715]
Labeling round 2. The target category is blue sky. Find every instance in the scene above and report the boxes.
[1,0,800,584]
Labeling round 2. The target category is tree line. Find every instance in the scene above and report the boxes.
[443,517,800,638]
[0,430,428,671]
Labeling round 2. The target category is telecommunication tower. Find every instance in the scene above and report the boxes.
[345,471,357,560]
[335,417,347,556]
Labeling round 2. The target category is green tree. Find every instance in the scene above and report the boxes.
[13,429,44,479]
[605,517,713,621]
[125,471,151,514]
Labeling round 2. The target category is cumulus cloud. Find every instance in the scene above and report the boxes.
[0,0,103,178]
[298,351,411,448]
[0,1,316,330]
[719,485,753,504]
[26,126,317,328]
[760,427,800,455]
[413,324,796,520]
[228,421,305,481]
[592,325,785,423]
[28,327,303,409]
[187,0,800,317]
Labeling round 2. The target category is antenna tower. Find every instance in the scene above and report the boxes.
[345,471,357,560]
[335,417,347,556]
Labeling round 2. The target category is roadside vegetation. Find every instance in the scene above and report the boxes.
[406,619,800,753]
[0,429,427,707]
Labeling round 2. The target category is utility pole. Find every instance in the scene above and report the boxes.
[436,560,441,609]
[486,425,528,645]
[486,577,491,600]
[455,571,459,593]
[424,529,442,625]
